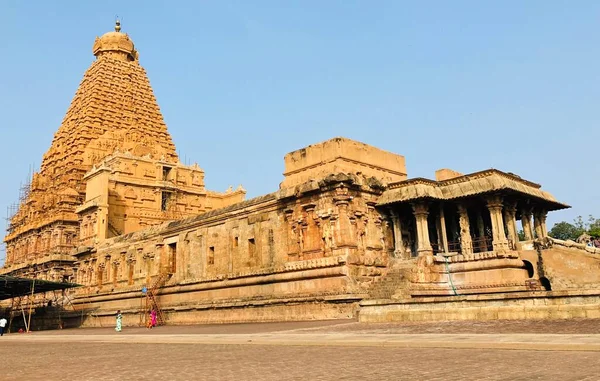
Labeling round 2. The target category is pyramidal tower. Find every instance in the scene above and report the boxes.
[41,20,179,182]
[3,22,245,279]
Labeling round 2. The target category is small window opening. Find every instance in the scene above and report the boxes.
[248,238,256,259]
[162,166,172,181]
[523,260,535,278]
[540,277,552,291]
[161,192,171,211]
[208,246,215,265]
[233,237,239,248]
[168,242,177,274]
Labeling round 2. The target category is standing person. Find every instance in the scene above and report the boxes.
[0,317,7,336]
[146,309,153,329]
[150,309,157,328]
[115,310,122,332]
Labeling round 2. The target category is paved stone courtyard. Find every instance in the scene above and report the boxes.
[2,319,600,380]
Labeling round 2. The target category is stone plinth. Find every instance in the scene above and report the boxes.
[359,290,600,322]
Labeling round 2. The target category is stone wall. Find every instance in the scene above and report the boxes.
[281,137,407,188]
[520,243,600,291]
[550,237,600,255]
[360,290,600,322]
[71,173,395,325]
[76,152,244,246]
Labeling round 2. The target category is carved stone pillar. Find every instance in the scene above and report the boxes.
[119,252,127,281]
[143,252,154,284]
[486,195,509,253]
[540,210,548,238]
[303,203,318,252]
[475,210,485,238]
[503,201,519,249]
[126,257,136,285]
[58,227,65,248]
[104,255,111,284]
[366,204,382,250]
[284,209,297,256]
[6,244,14,264]
[97,262,105,288]
[89,260,97,285]
[334,195,353,247]
[435,216,443,253]
[390,210,407,259]
[353,212,367,252]
[438,204,449,253]
[81,260,89,285]
[112,261,120,286]
[534,209,548,239]
[319,216,335,255]
[522,207,534,240]
[32,234,40,256]
[412,202,433,256]
[457,204,473,255]
[377,217,390,252]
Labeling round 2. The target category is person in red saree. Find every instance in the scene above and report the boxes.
[150,309,158,327]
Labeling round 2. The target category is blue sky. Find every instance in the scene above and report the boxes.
[1,1,599,261]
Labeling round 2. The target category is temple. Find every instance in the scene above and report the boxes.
[2,21,244,281]
[3,23,600,327]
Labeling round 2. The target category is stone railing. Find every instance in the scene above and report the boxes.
[549,237,600,255]
[432,250,519,264]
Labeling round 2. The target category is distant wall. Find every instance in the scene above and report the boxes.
[281,137,407,188]
[434,168,464,181]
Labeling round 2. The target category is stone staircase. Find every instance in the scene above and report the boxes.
[107,221,122,237]
[368,260,414,300]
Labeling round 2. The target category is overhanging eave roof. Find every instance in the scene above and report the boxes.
[0,276,80,301]
[378,169,570,211]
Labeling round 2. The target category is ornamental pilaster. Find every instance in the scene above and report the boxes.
[457,204,473,255]
[412,202,433,256]
[486,195,509,253]
[503,200,519,249]
[334,195,353,247]
[534,208,548,239]
[390,210,408,259]
[521,207,534,240]
[438,204,449,253]
[302,203,319,252]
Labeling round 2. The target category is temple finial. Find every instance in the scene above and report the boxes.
[115,17,121,32]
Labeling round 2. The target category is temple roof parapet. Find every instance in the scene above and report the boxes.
[379,169,569,210]
[281,137,406,189]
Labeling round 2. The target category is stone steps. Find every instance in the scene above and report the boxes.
[368,262,414,299]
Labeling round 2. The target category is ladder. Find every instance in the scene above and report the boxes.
[141,272,169,326]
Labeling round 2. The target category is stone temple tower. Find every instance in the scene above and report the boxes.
[2,22,244,280]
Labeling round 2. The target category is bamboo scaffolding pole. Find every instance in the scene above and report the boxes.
[26,279,35,332]
[21,304,27,332]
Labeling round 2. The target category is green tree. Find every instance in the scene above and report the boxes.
[548,221,583,241]
[549,215,600,241]
[588,216,600,235]
[589,216,600,238]
[573,215,586,231]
